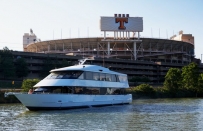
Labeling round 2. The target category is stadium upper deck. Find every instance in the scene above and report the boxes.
[24,36,194,64]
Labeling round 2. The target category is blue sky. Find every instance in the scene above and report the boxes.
[0,0,203,60]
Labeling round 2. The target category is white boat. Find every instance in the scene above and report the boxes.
[5,59,132,111]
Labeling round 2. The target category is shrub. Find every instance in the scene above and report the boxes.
[136,84,154,92]
[21,79,40,92]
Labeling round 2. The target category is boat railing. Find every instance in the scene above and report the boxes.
[4,92,27,97]
[4,92,130,97]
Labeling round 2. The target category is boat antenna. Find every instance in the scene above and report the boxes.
[78,59,87,65]
[78,57,94,65]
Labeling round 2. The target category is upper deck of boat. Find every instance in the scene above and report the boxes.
[51,65,126,76]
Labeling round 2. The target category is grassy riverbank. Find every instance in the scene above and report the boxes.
[126,84,203,99]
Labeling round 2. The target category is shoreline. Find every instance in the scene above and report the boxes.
[1,90,202,104]
[0,89,21,104]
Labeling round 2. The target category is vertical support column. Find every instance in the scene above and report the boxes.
[138,32,140,39]
[55,44,56,51]
[133,42,137,60]
[107,41,110,58]
[63,43,64,51]
[114,31,116,39]
[129,32,130,39]
[97,42,99,57]
[104,31,106,39]
[71,42,72,50]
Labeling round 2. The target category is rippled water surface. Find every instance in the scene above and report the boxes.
[1,98,203,131]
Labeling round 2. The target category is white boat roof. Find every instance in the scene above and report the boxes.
[50,65,125,75]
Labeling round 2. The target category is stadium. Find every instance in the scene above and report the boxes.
[24,14,194,64]
[24,35,194,64]
[19,14,200,84]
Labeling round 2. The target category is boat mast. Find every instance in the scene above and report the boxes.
[78,57,94,65]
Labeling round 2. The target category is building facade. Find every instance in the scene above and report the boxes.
[10,50,203,85]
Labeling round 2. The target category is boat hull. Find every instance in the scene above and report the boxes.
[14,94,132,111]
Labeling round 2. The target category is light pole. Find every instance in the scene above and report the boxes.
[201,54,202,63]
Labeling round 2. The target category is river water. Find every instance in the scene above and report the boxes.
[1,98,203,131]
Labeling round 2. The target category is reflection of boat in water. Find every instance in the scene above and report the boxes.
[5,58,132,111]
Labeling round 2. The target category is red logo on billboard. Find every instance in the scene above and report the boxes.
[115,18,128,30]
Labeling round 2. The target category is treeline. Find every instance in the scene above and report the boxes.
[127,62,203,98]
[0,47,29,80]
[0,47,72,84]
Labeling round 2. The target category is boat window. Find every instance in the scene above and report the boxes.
[34,87,48,92]
[107,88,116,94]
[85,72,93,80]
[106,74,111,81]
[74,87,83,94]
[45,73,60,79]
[111,74,117,82]
[93,72,100,80]
[100,73,106,81]
[45,71,83,79]
[52,88,62,93]
[78,73,84,79]
[118,75,128,82]
[33,87,52,93]
[86,88,100,94]
[116,75,120,82]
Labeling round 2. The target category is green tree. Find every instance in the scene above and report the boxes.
[15,57,29,78]
[0,47,15,79]
[164,68,182,94]
[21,79,40,92]
[182,62,199,96]
[1,57,15,79]
[136,84,154,95]
[197,73,203,95]
[198,73,203,88]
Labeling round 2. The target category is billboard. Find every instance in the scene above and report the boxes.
[100,16,143,32]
